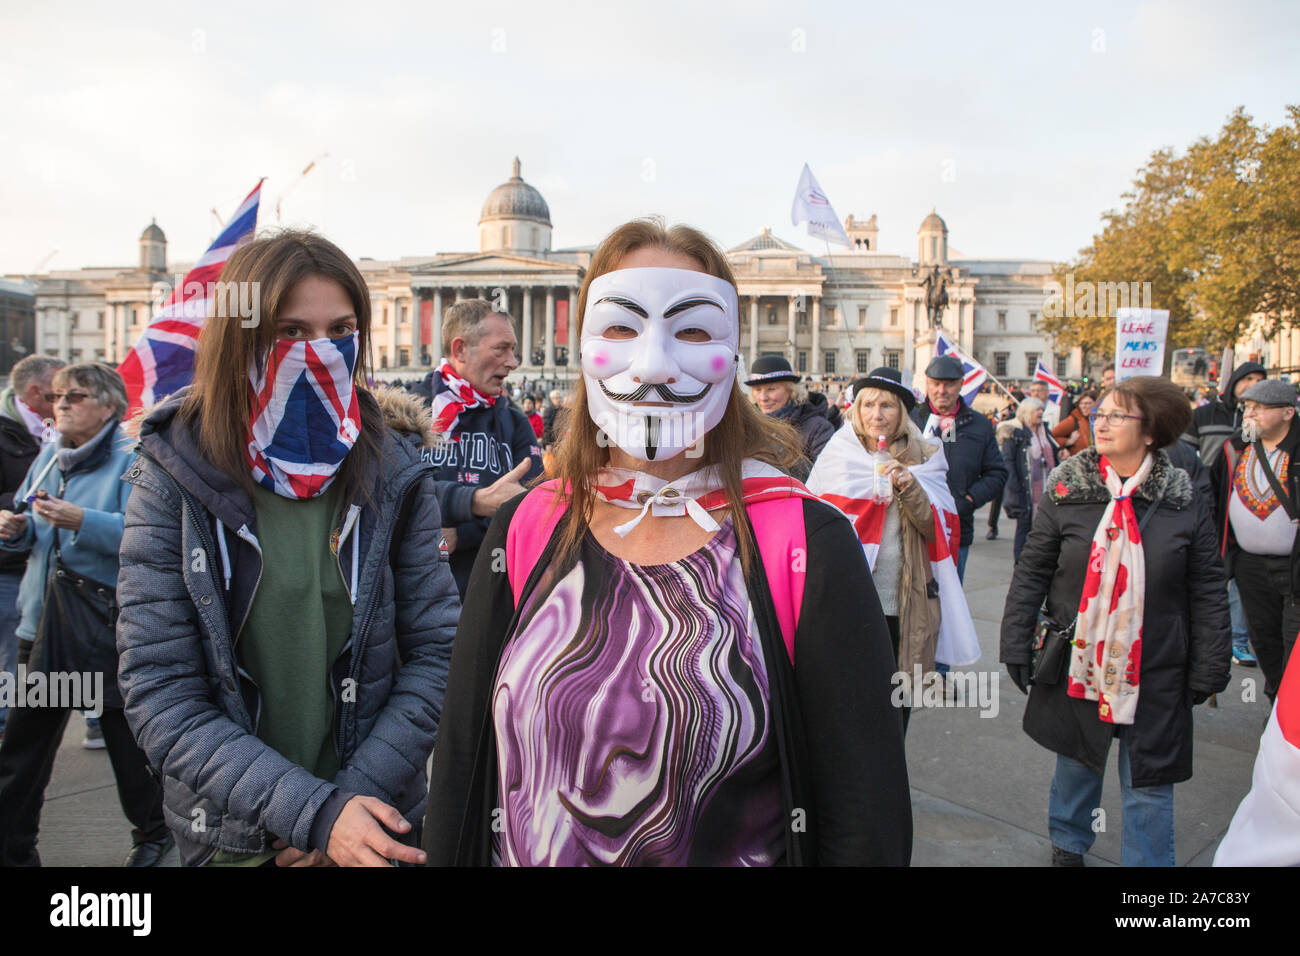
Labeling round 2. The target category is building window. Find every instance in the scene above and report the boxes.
[97,311,104,330]
[1055,354,1068,377]
[70,349,82,361]
[856,349,871,373]
[824,351,836,374]
[796,308,808,328]
[1028,310,1038,329]
[889,307,899,327]
[398,347,410,366]
[1025,352,1039,377]
[379,348,389,369]
[767,309,776,326]
[531,227,538,247]
[994,352,1009,377]
[94,349,105,360]
[997,310,1007,331]
[858,306,867,328]
[885,349,901,370]
[797,351,807,373]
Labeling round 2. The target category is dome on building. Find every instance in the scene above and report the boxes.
[479,158,551,226]
[918,207,947,234]
[140,218,166,242]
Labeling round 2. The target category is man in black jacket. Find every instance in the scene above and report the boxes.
[0,355,63,738]
[909,355,1007,582]
[1208,379,1300,703]
[410,300,543,597]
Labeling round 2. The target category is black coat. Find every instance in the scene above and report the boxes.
[773,396,836,482]
[0,412,38,574]
[910,398,1008,546]
[998,423,1060,519]
[999,448,1231,788]
[422,493,913,866]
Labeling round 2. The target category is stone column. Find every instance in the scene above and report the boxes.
[116,304,129,362]
[384,297,397,365]
[104,305,115,359]
[748,296,759,368]
[566,287,576,366]
[522,287,533,367]
[431,289,442,361]
[787,294,797,348]
[811,297,821,374]
[544,287,556,367]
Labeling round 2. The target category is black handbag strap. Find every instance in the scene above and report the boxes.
[1252,441,1299,523]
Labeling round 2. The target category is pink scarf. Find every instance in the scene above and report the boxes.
[430,360,496,441]
[1066,453,1153,725]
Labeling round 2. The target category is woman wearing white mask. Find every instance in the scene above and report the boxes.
[115,230,460,866]
[423,218,912,866]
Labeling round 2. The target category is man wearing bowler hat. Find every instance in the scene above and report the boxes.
[1209,378,1300,703]
[909,354,1006,582]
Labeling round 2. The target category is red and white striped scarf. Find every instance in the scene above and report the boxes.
[1065,452,1153,725]
[430,360,496,440]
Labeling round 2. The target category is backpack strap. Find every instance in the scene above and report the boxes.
[503,479,807,667]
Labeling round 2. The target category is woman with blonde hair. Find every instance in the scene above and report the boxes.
[807,368,981,729]
[998,396,1061,563]
[423,218,911,866]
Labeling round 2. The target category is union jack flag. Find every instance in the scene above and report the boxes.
[1034,358,1065,404]
[118,181,263,414]
[247,334,361,499]
[933,331,987,401]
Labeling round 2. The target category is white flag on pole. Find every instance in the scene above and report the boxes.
[790,163,853,248]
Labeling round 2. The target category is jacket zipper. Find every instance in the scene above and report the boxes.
[334,470,425,761]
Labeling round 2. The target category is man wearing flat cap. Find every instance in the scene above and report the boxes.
[909,355,1007,581]
[1210,378,1300,703]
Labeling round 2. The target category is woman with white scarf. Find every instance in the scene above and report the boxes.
[999,376,1230,866]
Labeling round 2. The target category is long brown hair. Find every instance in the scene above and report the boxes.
[178,229,382,503]
[550,217,802,572]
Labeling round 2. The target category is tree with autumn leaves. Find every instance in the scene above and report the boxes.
[1039,106,1300,374]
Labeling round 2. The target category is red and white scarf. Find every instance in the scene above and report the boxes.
[1065,453,1153,725]
[430,359,496,441]
[805,424,982,667]
[593,459,821,537]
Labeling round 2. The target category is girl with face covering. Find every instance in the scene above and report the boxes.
[423,218,912,866]
[114,230,461,867]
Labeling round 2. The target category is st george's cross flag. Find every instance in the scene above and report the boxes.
[790,164,853,248]
[1034,358,1066,405]
[118,181,263,414]
[933,330,987,402]
[805,424,982,667]
[1214,645,1300,866]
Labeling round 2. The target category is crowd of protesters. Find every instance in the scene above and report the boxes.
[0,220,1294,868]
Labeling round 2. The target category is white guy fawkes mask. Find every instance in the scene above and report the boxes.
[581,267,740,461]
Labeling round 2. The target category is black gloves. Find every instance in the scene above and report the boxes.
[1006,662,1030,695]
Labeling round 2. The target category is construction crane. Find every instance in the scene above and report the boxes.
[275,153,330,222]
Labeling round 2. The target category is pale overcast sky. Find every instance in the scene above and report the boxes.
[2,0,1296,275]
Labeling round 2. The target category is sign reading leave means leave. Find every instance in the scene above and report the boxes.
[1115,307,1170,382]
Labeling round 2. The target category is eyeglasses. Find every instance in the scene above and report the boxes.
[52,391,91,405]
[1091,412,1144,427]
[41,392,56,404]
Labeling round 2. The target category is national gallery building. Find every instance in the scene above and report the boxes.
[11,159,1083,387]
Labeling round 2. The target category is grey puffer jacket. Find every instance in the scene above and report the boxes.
[116,386,459,866]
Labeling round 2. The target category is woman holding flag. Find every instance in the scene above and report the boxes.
[807,367,982,731]
[422,218,911,866]
[115,230,460,866]
[999,376,1230,866]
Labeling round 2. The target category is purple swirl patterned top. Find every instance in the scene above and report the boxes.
[491,519,784,866]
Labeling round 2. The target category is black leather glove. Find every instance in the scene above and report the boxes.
[1006,662,1030,695]
[1190,690,1211,706]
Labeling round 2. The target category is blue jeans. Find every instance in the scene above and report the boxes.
[1048,736,1175,866]
[0,572,21,734]
[1227,578,1250,644]
[956,545,969,583]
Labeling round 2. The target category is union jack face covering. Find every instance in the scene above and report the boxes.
[246,333,362,499]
